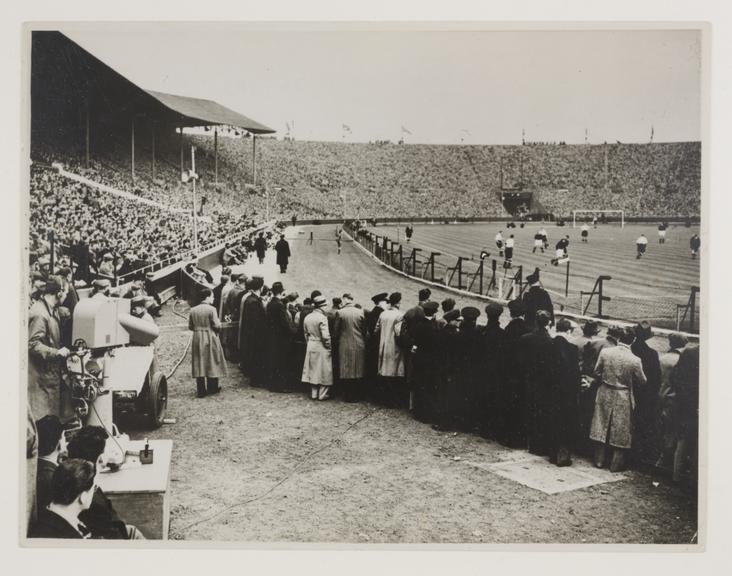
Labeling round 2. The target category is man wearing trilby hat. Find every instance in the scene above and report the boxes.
[302,295,334,400]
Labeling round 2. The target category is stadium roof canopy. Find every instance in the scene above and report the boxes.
[144,90,274,133]
[31,31,275,139]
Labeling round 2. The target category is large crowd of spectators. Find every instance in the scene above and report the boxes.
[29,162,260,282]
[190,136,700,220]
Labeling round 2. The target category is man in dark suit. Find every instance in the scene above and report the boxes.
[499,299,532,447]
[520,310,559,456]
[66,426,145,539]
[631,321,662,465]
[30,459,96,539]
[239,276,268,387]
[254,232,267,264]
[36,415,66,512]
[265,282,297,392]
[364,292,388,399]
[212,273,230,316]
[275,234,291,273]
[411,301,439,423]
[221,273,247,362]
[522,268,554,328]
[551,319,582,466]
[481,302,505,439]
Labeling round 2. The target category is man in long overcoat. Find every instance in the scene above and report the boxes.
[433,309,461,430]
[590,327,647,472]
[333,293,366,402]
[481,302,505,438]
[364,292,388,400]
[221,273,246,361]
[212,273,229,316]
[28,276,70,420]
[239,276,268,387]
[656,333,688,471]
[188,288,226,397]
[266,282,297,392]
[411,301,439,423]
[520,310,559,456]
[455,307,484,432]
[499,298,532,447]
[274,234,291,273]
[551,319,582,466]
[375,292,406,407]
[630,321,662,464]
[302,295,333,400]
[522,268,554,328]
[254,232,267,264]
[669,344,699,484]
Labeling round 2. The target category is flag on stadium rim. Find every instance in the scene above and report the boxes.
[342,123,352,132]
[401,125,412,135]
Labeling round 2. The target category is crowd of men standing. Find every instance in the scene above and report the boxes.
[194,267,699,482]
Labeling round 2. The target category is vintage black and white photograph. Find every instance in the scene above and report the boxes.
[21,21,706,547]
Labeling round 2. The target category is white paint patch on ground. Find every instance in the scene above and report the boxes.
[466,452,627,495]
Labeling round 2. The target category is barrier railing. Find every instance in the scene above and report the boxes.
[345,221,700,335]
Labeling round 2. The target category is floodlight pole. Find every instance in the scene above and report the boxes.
[151,126,156,181]
[85,105,90,169]
[265,185,270,221]
[191,146,199,255]
[131,118,136,181]
[252,133,257,187]
[214,127,218,184]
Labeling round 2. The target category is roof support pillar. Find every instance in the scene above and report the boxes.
[214,127,218,184]
[179,126,184,175]
[151,125,156,181]
[131,118,135,181]
[85,105,90,169]
[252,133,257,187]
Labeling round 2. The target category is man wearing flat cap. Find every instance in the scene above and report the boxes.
[90,278,110,300]
[499,298,532,447]
[28,276,71,420]
[522,268,554,328]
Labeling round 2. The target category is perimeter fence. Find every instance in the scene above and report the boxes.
[345,222,700,334]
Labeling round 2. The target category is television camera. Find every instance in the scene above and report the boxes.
[65,297,168,459]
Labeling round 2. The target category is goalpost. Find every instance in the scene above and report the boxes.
[572,209,625,228]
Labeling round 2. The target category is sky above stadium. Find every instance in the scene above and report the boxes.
[62,24,702,145]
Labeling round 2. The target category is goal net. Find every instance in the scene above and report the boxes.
[572,209,625,228]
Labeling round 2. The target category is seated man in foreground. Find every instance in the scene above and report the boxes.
[66,426,146,539]
[30,459,96,539]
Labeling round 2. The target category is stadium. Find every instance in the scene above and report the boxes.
[24,30,701,544]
